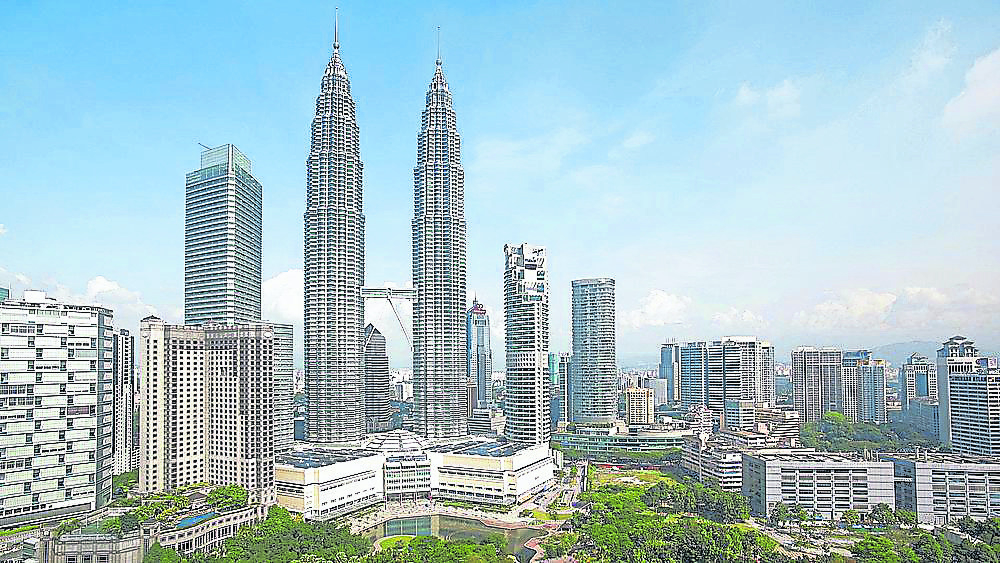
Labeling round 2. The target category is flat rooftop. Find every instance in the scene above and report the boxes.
[883,453,1000,465]
[747,450,883,463]
[428,439,532,457]
[276,448,378,469]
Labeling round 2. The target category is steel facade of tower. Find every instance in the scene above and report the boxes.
[503,244,550,445]
[184,144,262,325]
[303,25,366,444]
[364,324,392,432]
[467,299,493,408]
[412,56,468,438]
[570,278,617,423]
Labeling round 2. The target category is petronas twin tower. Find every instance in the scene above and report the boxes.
[304,18,467,444]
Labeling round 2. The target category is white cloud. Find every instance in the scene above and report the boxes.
[621,130,655,150]
[943,46,1000,136]
[712,307,768,330]
[0,224,7,236]
[905,20,954,87]
[262,269,302,325]
[733,79,800,118]
[794,288,897,331]
[468,128,588,192]
[765,80,801,119]
[735,83,759,106]
[623,290,691,329]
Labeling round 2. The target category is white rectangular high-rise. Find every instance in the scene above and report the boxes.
[677,337,774,415]
[112,328,136,475]
[570,278,617,423]
[503,244,550,445]
[0,291,114,527]
[791,347,843,423]
[900,352,937,411]
[139,317,275,503]
[273,323,294,453]
[937,336,1000,455]
[184,144,262,325]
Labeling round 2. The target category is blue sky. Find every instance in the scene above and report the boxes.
[2,1,999,367]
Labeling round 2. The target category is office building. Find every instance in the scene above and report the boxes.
[184,144,262,325]
[466,377,478,419]
[503,244,550,445]
[548,353,571,426]
[743,450,895,521]
[682,434,744,492]
[272,323,294,453]
[886,453,1000,525]
[412,53,468,439]
[625,387,655,425]
[904,397,940,440]
[552,426,693,458]
[0,287,8,301]
[469,408,506,437]
[570,278,617,423]
[791,347,843,423]
[112,328,136,475]
[678,337,775,415]
[900,353,937,411]
[139,317,275,503]
[362,324,391,433]
[937,336,992,450]
[658,340,680,404]
[0,291,115,527]
[723,399,755,431]
[303,19,366,444]
[841,350,887,424]
[756,406,800,447]
[466,299,492,409]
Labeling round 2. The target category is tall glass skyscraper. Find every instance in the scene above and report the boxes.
[184,144,262,325]
[570,278,617,423]
[412,54,468,438]
[503,244,550,445]
[303,20,366,444]
[466,299,492,408]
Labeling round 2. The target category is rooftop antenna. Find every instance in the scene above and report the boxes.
[334,7,340,51]
[198,142,211,150]
[436,26,441,66]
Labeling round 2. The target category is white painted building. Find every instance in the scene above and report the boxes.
[0,291,114,526]
[111,328,136,475]
[886,453,1000,525]
[743,450,895,521]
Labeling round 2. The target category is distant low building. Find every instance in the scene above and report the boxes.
[681,434,744,492]
[743,450,895,521]
[625,387,655,425]
[552,425,692,459]
[885,453,1000,525]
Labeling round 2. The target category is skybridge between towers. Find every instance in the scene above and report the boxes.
[362,286,415,349]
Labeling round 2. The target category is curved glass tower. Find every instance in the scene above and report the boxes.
[412,55,468,438]
[303,18,366,444]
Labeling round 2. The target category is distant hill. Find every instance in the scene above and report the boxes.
[871,341,941,366]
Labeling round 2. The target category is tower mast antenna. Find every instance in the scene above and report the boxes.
[334,7,340,51]
[436,26,441,65]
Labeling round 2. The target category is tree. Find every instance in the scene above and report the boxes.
[770,502,790,528]
[895,509,916,528]
[869,503,897,528]
[842,509,861,528]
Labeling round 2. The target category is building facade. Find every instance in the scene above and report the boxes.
[139,317,275,503]
[184,144,262,325]
[841,350,887,424]
[742,450,895,521]
[303,22,366,444]
[570,278,617,423]
[887,453,1000,525]
[678,337,775,415]
[466,299,492,409]
[363,324,391,433]
[273,323,294,454]
[112,329,136,475]
[682,434,744,492]
[548,353,571,427]
[900,352,937,411]
[625,387,655,425]
[658,340,680,404]
[0,291,115,527]
[937,336,995,452]
[791,347,843,423]
[412,55,468,439]
[503,244,550,445]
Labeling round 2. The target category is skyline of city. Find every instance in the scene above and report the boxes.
[2,2,1000,368]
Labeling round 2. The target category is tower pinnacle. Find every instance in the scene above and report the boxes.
[334,7,340,52]
[436,26,441,66]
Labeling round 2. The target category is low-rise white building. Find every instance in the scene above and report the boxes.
[743,450,895,521]
[886,453,1000,525]
[681,434,744,492]
[273,431,556,519]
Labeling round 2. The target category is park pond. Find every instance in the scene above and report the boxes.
[364,514,544,563]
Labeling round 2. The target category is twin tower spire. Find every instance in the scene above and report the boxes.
[303,13,468,444]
